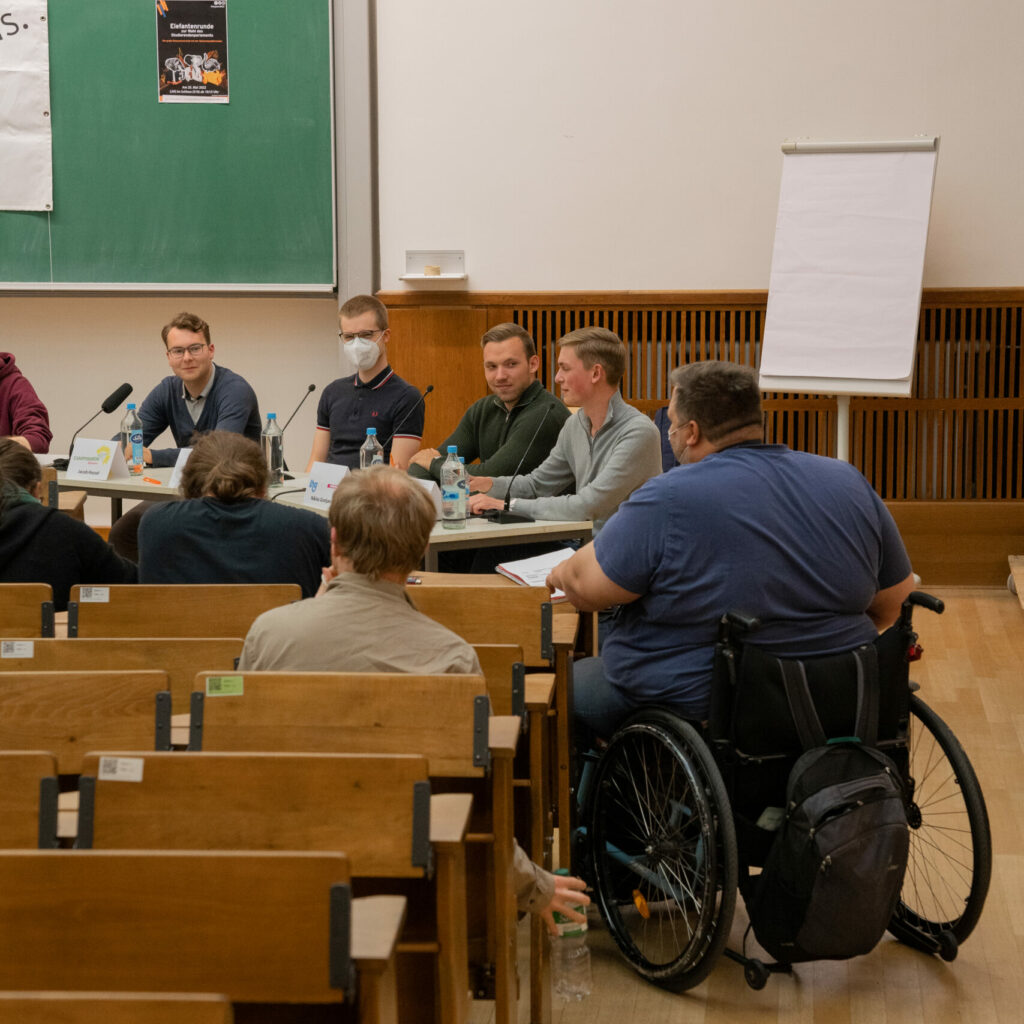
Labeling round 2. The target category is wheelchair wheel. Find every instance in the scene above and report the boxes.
[889,695,991,951]
[586,710,737,989]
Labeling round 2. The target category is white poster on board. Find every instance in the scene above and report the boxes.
[0,1,52,211]
[760,143,938,396]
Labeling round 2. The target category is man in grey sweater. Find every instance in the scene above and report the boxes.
[469,326,662,534]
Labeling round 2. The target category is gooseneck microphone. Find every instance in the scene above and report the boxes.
[51,383,133,470]
[381,384,434,453]
[280,383,316,433]
[482,403,555,525]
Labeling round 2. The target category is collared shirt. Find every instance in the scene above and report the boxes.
[489,391,662,533]
[315,365,424,469]
[182,363,216,424]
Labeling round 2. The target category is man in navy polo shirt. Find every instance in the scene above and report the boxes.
[306,295,424,470]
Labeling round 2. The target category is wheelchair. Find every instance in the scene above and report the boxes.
[573,592,992,990]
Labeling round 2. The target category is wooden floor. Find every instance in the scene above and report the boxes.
[473,586,1024,1023]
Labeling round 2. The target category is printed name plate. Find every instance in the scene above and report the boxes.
[65,438,131,481]
[304,461,349,511]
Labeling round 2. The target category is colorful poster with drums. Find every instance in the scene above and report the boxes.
[156,0,228,103]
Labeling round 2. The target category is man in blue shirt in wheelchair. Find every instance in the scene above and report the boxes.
[547,360,915,750]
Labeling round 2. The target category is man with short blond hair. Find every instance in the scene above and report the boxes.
[307,295,424,471]
[469,326,661,534]
[408,322,568,483]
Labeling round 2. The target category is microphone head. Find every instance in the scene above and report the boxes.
[101,383,133,415]
[306,384,316,393]
[424,384,435,395]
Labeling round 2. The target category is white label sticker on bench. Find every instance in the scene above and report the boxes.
[78,586,110,603]
[0,641,34,658]
[98,756,144,782]
[206,675,244,696]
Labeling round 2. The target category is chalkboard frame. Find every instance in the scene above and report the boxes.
[0,0,336,292]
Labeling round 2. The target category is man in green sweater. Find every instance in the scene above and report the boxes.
[407,323,568,482]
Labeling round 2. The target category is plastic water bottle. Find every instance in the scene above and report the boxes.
[262,412,284,486]
[359,427,384,469]
[120,403,144,475]
[459,456,469,519]
[551,869,591,1001]
[440,446,466,530]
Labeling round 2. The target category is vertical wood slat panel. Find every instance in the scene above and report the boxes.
[379,288,1023,501]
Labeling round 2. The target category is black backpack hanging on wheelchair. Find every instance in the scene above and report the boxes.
[738,647,910,963]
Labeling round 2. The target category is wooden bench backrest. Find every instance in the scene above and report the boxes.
[191,671,490,778]
[0,584,54,638]
[79,750,430,879]
[472,643,525,718]
[0,671,170,773]
[0,637,242,713]
[67,584,301,638]
[0,751,58,849]
[0,850,352,1005]
[411,586,552,664]
[0,991,232,1024]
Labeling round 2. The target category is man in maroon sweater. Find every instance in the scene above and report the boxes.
[0,353,51,454]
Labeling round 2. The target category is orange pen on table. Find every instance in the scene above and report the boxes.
[142,476,162,486]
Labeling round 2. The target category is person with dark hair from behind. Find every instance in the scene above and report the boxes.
[548,360,915,753]
[137,431,330,598]
[239,465,589,930]
[0,438,136,610]
[0,352,52,454]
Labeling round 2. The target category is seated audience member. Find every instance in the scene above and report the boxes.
[0,352,51,454]
[306,295,424,471]
[469,326,662,534]
[110,311,262,561]
[239,465,588,926]
[408,323,568,482]
[138,431,330,598]
[0,438,136,610]
[547,361,915,751]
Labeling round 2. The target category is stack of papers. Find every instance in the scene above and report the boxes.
[495,547,575,601]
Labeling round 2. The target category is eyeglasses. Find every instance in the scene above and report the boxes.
[166,343,208,360]
[338,329,384,343]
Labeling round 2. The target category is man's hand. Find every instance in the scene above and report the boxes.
[315,564,337,597]
[468,475,493,494]
[408,447,441,470]
[469,492,505,514]
[538,874,590,938]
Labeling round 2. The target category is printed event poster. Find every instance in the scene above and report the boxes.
[156,0,228,103]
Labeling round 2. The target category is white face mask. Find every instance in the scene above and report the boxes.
[344,336,381,371]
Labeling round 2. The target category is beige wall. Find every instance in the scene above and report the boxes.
[376,0,1024,291]
[3,294,343,520]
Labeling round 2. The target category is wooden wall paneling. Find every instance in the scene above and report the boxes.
[387,306,490,445]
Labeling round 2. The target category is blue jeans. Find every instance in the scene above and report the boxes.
[572,655,638,757]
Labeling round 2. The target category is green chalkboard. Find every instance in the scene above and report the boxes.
[0,0,335,288]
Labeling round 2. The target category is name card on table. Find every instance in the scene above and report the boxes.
[413,478,443,519]
[303,462,349,511]
[64,438,131,481]
[168,447,192,490]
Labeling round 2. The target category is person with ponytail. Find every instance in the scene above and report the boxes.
[137,430,330,597]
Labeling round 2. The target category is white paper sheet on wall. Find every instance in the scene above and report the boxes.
[760,141,939,397]
[0,1,53,211]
